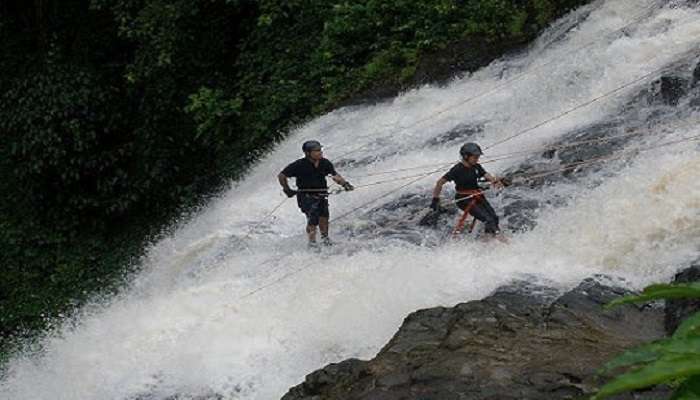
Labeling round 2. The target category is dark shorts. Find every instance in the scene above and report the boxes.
[455,194,500,234]
[297,193,329,226]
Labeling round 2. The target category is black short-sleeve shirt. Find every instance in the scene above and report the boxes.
[442,162,487,191]
[281,157,338,190]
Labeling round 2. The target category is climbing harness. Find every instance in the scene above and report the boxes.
[451,190,485,237]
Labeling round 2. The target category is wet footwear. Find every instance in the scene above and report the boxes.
[308,240,320,250]
[494,234,510,244]
[321,237,334,246]
[481,232,510,244]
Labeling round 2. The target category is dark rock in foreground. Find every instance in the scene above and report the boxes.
[283,277,669,400]
[664,261,700,336]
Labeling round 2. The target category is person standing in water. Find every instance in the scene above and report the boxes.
[278,140,354,247]
[431,142,506,236]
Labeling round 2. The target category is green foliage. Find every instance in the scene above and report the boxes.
[1,62,134,221]
[672,376,700,400]
[185,87,243,144]
[675,313,700,339]
[593,282,700,399]
[606,283,700,308]
[315,0,535,103]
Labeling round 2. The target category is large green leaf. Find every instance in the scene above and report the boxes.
[663,338,700,356]
[671,376,700,400]
[599,340,670,373]
[593,355,700,399]
[600,337,700,373]
[675,312,700,339]
[606,283,700,308]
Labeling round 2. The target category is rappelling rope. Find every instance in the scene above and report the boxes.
[440,133,700,208]
[341,53,698,182]
[227,132,700,306]
[236,197,291,255]
[332,1,664,161]
[343,127,651,181]
[246,127,700,247]
[332,167,447,222]
[224,5,695,300]
[483,56,696,150]
[234,169,444,300]
[234,83,696,266]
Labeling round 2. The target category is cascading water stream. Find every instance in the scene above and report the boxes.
[2,1,699,399]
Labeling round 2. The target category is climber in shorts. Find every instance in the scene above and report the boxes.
[278,140,354,247]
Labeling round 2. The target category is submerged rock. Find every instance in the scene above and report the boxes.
[282,276,668,400]
[693,61,700,87]
[425,123,483,147]
[501,195,540,232]
[647,76,689,107]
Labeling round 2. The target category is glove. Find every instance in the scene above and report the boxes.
[430,197,441,211]
[283,188,297,198]
[342,182,354,191]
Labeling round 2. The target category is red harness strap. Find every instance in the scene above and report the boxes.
[451,190,484,237]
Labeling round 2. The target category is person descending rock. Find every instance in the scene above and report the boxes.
[278,140,354,247]
[431,142,507,237]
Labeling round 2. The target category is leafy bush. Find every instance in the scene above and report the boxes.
[0,62,134,223]
[594,283,700,399]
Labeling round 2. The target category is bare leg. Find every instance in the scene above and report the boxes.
[306,224,318,243]
[319,217,329,239]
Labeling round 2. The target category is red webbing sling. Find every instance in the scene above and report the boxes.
[451,189,484,238]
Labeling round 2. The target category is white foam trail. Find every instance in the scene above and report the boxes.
[2,1,699,399]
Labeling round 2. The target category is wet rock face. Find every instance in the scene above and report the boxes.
[664,262,700,335]
[501,121,623,188]
[342,193,449,245]
[501,195,539,232]
[425,124,483,147]
[691,97,700,110]
[555,120,629,166]
[340,57,700,239]
[283,359,371,400]
[647,76,689,107]
[486,60,700,233]
[132,391,223,400]
[283,277,668,400]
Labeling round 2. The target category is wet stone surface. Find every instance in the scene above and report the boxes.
[281,272,689,400]
[425,123,483,147]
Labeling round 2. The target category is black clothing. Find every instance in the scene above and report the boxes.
[297,193,329,226]
[281,157,337,191]
[282,157,337,225]
[442,162,487,191]
[445,162,500,234]
[456,195,500,234]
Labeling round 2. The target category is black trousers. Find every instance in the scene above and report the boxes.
[456,195,500,234]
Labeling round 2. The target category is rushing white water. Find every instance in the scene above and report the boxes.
[2,1,700,399]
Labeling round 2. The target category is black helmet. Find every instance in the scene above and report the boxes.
[460,142,483,158]
[302,140,322,153]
